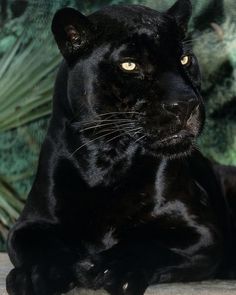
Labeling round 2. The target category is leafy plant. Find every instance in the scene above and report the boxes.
[0,37,61,248]
[0,175,24,250]
[0,38,60,132]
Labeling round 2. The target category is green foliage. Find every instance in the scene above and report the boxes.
[0,39,60,131]
[193,16,236,164]
[0,36,61,248]
[0,175,24,251]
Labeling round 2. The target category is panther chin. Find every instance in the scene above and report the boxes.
[144,130,196,159]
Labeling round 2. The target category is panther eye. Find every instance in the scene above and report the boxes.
[120,62,137,72]
[180,55,191,66]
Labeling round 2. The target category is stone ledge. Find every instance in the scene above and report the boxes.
[1,253,236,295]
[68,281,236,295]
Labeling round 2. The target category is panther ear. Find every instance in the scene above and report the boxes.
[167,0,192,36]
[51,7,94,62]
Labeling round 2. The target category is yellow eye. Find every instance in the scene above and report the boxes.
[181,55,191,66]
[120,62,137,71]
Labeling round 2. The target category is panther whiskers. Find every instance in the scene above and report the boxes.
[71,124,142,156]
[79,120,136,132]
[104,127,143,144]
[134,134,146,143]
[71,109,146,154]
[94,124,138,136]
[71,129,122,156]
[96,111,141,117]
[80,118,135,125]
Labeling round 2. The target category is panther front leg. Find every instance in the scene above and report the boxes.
[6,221,83,295]
[83,228,223,295]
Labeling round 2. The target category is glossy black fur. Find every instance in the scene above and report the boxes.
[6,1,236,294]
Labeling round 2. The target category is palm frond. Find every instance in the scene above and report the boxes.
[0,176,25,248]
[0,38,60,132]
[0,37,61,247]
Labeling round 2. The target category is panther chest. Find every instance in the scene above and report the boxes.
[54,157,216,251]
[56,179,156,242]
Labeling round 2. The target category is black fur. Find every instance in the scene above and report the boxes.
[6,1,236,294]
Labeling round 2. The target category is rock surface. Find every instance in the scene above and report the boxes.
[1,253,236,295]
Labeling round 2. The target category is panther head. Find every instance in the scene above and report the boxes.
[52,0,205,160]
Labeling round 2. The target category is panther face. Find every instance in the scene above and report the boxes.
[52,0,205,159]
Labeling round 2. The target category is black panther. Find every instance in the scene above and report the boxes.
[6,1,236,294]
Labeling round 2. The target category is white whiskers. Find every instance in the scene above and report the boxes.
[70,111,146,157]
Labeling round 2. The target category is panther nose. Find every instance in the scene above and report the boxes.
[162,99,199,120]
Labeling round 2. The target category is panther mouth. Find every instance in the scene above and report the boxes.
[158,130,195,145]
[144,129,196,158]
[142,102,203,155]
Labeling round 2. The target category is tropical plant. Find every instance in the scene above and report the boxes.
[0,36,61,249]
[0,38,60,131]
[0,175,24,250]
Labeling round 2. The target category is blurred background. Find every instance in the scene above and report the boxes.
[0,0,235,251]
